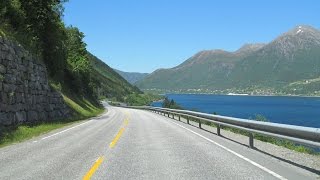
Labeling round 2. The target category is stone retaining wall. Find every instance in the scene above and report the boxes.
[0,36,70,126]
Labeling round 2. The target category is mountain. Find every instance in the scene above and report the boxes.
[136,44,265,90]
[89,54,142,99]
[114,69,149,84]
[230,25,320,88]
[136,25,320,95]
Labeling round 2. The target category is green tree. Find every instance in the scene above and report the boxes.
[19,0,68,77]
[65,26,90,74]
[162,97,181,109]
[64,26,92,95]
[162,97,170,108]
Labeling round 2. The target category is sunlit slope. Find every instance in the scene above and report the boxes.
[88,53,141,99]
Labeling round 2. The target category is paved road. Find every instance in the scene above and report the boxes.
[0,103,318,179]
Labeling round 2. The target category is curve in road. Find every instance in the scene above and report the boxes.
[0,103,318,180]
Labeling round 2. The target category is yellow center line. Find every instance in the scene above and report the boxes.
[124,119,129,126]
[109,127,125,148]
[82,113,131,179]
[109,114,129,148]
[83,156,104,180]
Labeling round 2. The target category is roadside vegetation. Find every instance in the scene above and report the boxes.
[107,93,162,107]
[162,97,182,109]
[0,121,75,148]
[125,93,163,106]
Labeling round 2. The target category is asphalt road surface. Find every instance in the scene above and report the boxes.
[0,102,318,179]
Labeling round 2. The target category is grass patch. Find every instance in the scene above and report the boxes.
[0,93,105,148]
[0,121,75,148]
[62,94,104,118]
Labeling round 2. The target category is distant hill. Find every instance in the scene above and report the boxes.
[136,25,320,95]
[114,69,149,84]
[89,54,142,99]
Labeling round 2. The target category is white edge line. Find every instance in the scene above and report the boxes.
[40,108,114,141]
[41,120,92,140]
[170,121,287,180]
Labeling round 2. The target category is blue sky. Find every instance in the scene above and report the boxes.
[64,0,320,73]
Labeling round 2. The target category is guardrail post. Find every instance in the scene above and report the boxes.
[172,114,175,119]
[178,115,181,121]
[199,120,201,129]
[187,116,189,124]
[167,113,170,117]
[249,133,254,148]
[217,124,221,136]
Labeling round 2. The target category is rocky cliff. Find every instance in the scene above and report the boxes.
[0,36,70,126]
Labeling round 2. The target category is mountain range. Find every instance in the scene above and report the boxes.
[135,25,320,95]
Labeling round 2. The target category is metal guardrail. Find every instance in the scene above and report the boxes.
[129,106,320,149]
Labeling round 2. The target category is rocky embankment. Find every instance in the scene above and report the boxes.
[0,36,70,126]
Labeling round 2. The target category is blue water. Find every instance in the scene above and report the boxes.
[152,94,320,128]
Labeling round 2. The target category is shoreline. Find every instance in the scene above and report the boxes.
[161,93,320,98]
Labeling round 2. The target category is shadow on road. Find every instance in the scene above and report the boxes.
[255,148,320,175]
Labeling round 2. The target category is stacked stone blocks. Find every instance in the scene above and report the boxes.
[0,36,70,126]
